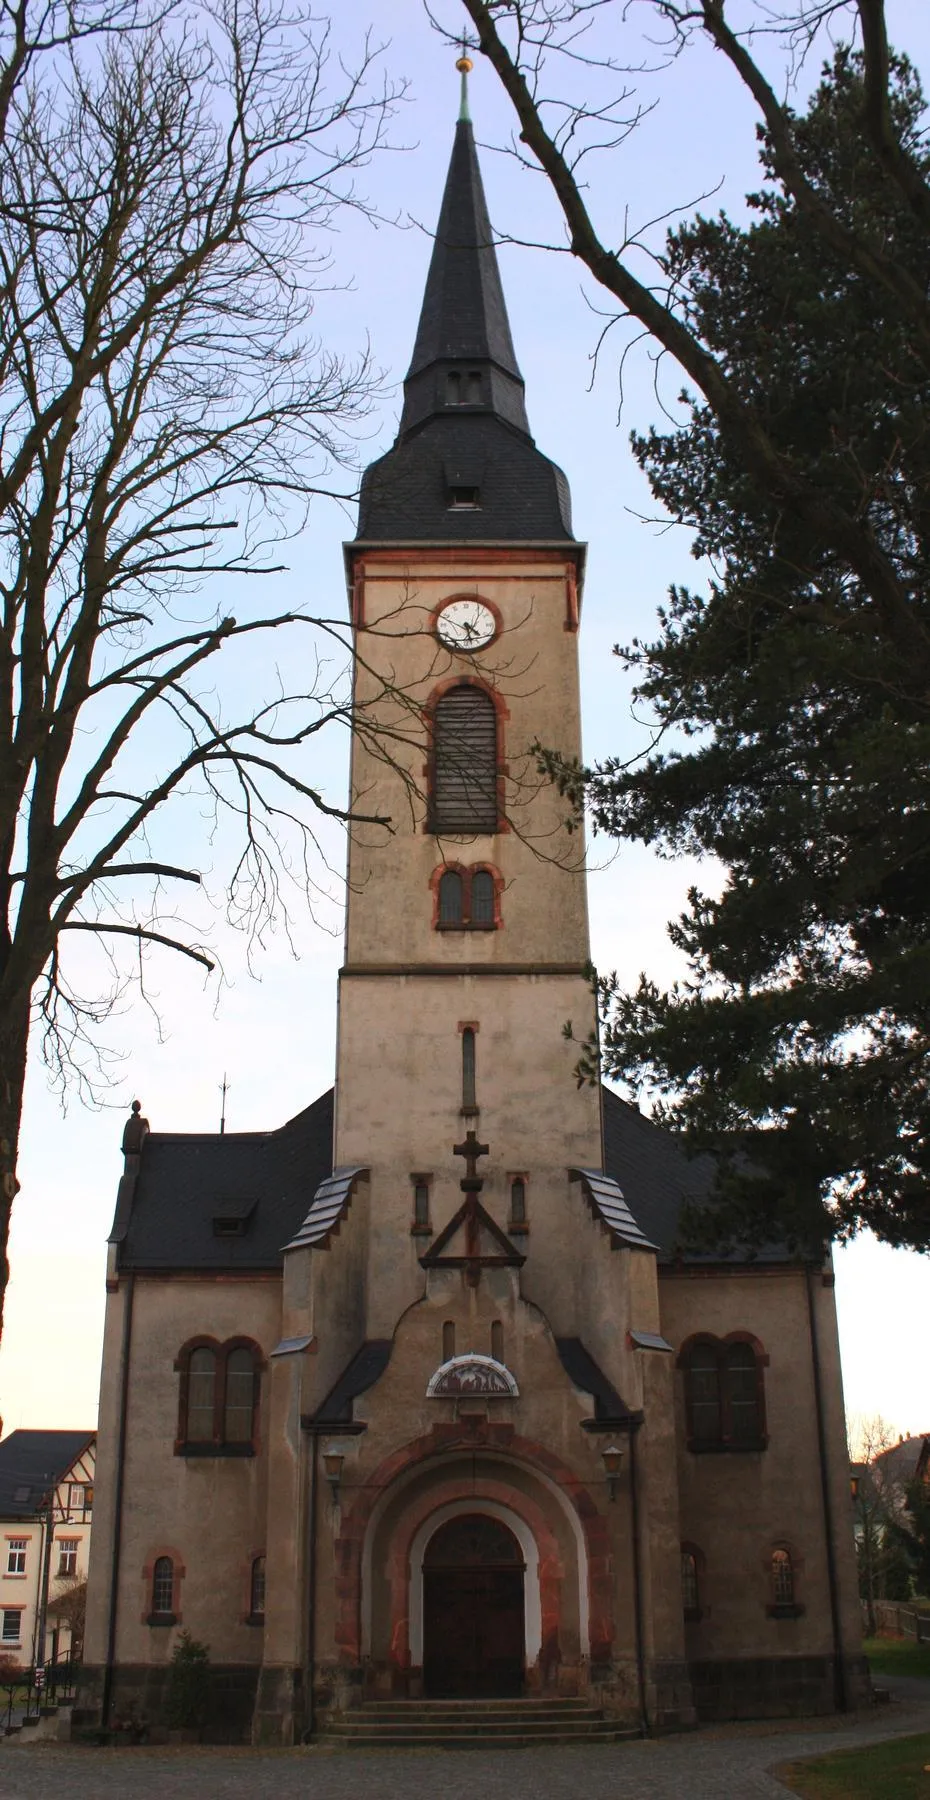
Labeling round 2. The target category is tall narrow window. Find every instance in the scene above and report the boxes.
[431,686,498,834]
[438,869,464,926]
[443,1321,456,1361]
[681,1549,700,1620]
[491,1321,504,1362]
[726,1343,762,1445]
[509,1178,527,1225]
[462,1027,477,1111]
[57,1539,79,1578]
[772,1548,794,1606]
[250,1555,266,1620]
[413,1178,431,1229]
[470,869,495,925]
[467,371,482,402]
[187,1346,217,1442]
[151,1557,174,1617]
[446,371,462,405]
[686,1343,721,1446]
[224,1347,256,1444]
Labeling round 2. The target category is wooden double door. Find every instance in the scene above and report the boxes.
[422,1514,525,1698]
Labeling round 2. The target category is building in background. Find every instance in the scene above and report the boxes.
[79,71,866,1747]
[0,1430,95,1669]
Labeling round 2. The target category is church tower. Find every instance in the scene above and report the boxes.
[80,60,866,1752]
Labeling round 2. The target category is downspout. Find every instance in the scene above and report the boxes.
[629,1423,649,1736]
[302,1430,320,1742]
[805,1264,847,1712]
[101,1270,135,1730]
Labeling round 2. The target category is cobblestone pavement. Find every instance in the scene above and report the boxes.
[1,1685,928,1800]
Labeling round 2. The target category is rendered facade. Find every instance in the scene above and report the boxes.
[0,1430,95,1671]
[79,94,867,1744]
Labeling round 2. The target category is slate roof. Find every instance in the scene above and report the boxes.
[555,1338,641,1430]
[602,1086,790,1265]
[307,1341,394,1429]
[872,1433,930,1489]
[113,1088,334,1272]
[0,1430,94,1518]
[355,117,576,545]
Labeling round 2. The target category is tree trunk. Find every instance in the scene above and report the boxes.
[0,992,31,1339]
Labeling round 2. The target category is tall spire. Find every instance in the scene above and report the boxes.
[457,40,472,123]
[398,68,529,440]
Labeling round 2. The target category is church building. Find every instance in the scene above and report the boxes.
[79,70,867,1746]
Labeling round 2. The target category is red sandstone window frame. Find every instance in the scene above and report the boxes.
[174,1336,265,1457]
[423,677,510,838]
[430,861,504,931]
[678,1332,769,1453]
[142,1547,185,1627]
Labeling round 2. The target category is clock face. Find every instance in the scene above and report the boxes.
[436,598,497,652]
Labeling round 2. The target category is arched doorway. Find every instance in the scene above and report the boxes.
[423,1513,525,1698]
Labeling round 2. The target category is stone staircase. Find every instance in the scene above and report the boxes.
[319,1696,638,1749]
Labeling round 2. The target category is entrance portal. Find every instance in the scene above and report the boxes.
[422,1513,525,1697]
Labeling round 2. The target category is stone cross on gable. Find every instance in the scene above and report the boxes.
[453,1129,489,1192]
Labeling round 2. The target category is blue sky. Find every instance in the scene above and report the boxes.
[0,0,927,1444]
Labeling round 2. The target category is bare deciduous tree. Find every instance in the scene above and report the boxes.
[0,0,410,1335]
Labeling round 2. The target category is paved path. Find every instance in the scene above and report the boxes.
[1,1683,928,1799]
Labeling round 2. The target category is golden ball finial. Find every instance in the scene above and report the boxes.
[456,54,473,74]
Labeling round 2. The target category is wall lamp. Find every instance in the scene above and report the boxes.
[602,1443,625,1502]
[322,1451,345,1504]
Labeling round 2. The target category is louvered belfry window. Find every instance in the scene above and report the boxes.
[431,685,498,834]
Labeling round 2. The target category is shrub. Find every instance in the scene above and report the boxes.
[164,1631,210,1730]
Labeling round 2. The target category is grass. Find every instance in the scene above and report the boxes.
[863,1635,930,1680]
[776,1734,930,1797]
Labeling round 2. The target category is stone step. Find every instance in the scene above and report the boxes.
[353,1703,603,1721]
[360,1697,596,1712]
[322,1726,637,1749]
[330,1715,613,1734]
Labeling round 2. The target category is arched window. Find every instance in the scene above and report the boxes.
[224,1347,257,1443]
[772,1548,794,1607]
[438,868,464,925]
[470,869,495,924]
[431,686,498,835]
[491,1320,504,1362]
[177,1340,262,1454]
[151,1556,174,1618]
[186,1347,217,1443]
[680,1336,766,1452]
[461,1027,477,1111]
[467,371,482,403]
[681,1549,700,1621]
[412,1177,431,1230]
[250,1555,266,1621]
[433,864,500,930]
[442,1320,456,1361]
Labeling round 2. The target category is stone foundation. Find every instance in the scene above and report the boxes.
[73,1662,260,1743]
[689,1654,852,1721]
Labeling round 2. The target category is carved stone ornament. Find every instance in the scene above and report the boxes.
[426,1353,519,1399]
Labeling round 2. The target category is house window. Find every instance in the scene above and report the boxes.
[1,1609,22,1644]
[57,1538,79,1579]
[434,865,499,931]
[177,1340,262,1454]
[250,1555,266,1621]
[491,1321,504,1362]
[442,1321,456,1361]
[680,1336,766,1451]
[681,1548,701,1621]
[69,1483,86,1512]
[509,1178,527,1226]
[6,1540,26,1576]
[430,686,498,834]
[461,1027,477,1111]
[150,1556,175,1620]
[412,1177,432,1233]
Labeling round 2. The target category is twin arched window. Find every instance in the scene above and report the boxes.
[679,1335,766,1451]
[176,1339,262,1454]
[437,865,497,928]
[430,685,498,835]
